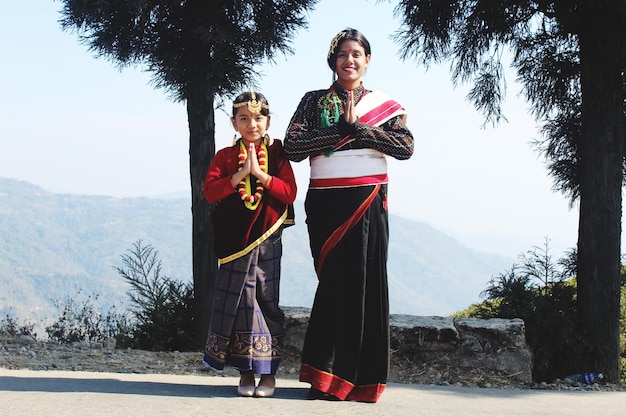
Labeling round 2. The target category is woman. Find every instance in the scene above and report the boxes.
[203,91,297,397]
[283,28,414,403]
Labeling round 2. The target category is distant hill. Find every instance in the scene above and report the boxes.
[0,177,513,323]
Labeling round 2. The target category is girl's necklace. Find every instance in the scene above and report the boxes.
[237,141,268,210]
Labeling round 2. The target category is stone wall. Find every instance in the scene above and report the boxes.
[283,307,532,387]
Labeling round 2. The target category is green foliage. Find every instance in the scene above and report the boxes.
[45,291,131,345]
[454,239,599,382]
[113,240,195,351]
[392,1,626,199]
[58,0,320,101]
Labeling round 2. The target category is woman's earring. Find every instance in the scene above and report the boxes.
[263,134,270,146]
[233,134,238,145]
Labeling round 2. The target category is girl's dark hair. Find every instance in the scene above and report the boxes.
[231,91,270,117]
[326,28,371,72]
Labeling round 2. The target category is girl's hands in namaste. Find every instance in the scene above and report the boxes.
[230,142,270,188]
[247,143,270,186]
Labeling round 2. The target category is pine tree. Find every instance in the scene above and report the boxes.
[393,0,626,381]
[58,0,319,346]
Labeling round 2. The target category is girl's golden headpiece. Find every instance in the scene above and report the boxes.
[233,91,269,114]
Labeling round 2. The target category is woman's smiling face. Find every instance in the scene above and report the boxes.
[334,40,370,90]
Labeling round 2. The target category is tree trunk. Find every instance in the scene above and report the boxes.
[577,3,624,383]
[181,0,221,350]
[186,89,218,349]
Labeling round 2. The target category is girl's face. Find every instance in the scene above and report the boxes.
[231,108,270,145]
[335,40,370,90]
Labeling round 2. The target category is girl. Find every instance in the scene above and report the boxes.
[203,91,297,398]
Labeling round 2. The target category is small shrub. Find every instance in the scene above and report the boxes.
[101,304,135,348]
[0,311,37,338]
[455,238,593,382]
[45,291,131,344]
[114,240,195,351]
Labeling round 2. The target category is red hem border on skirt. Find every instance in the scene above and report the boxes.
[299,363,386,403]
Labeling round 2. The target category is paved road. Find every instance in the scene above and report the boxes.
[1,368,624,417]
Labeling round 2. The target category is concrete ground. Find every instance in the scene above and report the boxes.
[1,368,624,417]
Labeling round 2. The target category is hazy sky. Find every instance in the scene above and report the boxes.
[1,0,596,258]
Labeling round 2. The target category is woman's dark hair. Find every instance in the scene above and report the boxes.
[231,91,270,117]
[326,28,371,72]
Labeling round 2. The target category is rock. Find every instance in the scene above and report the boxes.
[282,307,533,386]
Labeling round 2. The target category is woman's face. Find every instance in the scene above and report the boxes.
[334,40,370,90]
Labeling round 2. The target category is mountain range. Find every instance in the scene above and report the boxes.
[0,177,513,323]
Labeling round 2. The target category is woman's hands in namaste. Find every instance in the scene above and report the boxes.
[344,90,357,124]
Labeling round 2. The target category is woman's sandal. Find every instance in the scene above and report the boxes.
[307,388,340,401]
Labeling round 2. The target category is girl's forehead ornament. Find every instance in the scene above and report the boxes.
[233,91,269,114]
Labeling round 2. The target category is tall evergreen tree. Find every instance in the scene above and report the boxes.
[393,0,625,381]
[57,0,318,347]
